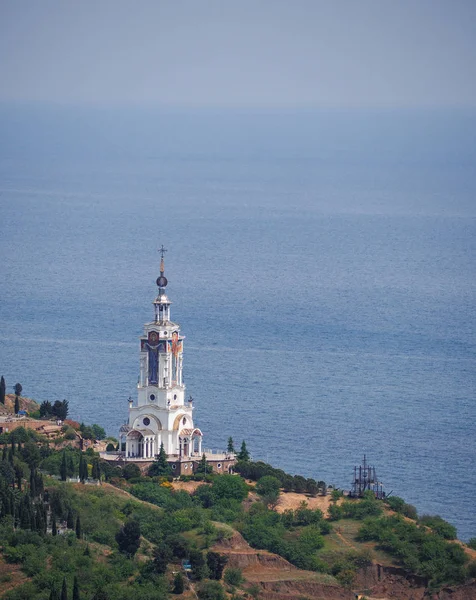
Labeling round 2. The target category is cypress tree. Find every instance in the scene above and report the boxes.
[172,572,184,594]
[20,496,31,529]
[30,469,36,497]
[14,395,19,414]
[79,455,87,483]
[91,459,100,480]
[237,440,250,462]
[75,515,81,539]
[52,514,57,536]
[0,375,5,405]
[227,436,235,453]
[2,445,6,460]
[67,508,74,529]
[196,453,209,475]
[14,464,23,490]
[49,587,60,600]
[61,577,68,600]
[72,576,80,600]
[67,454,75,477]
[60,451,68,481]
[35,471,44,496]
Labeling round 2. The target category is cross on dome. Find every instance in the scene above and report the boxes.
[156,244,168,289]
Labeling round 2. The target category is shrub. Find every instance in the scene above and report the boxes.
[224,567,243,587]
[255,475,281,507]
[419,515,457,540]
[197,580,226,600]
[123,463,141,480]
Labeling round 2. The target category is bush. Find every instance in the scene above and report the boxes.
[123,463,141,480]
[255,475,281,507]
[64,428,77,440]
[224,567,243,587]
[356,515,467,588]
[419,515,457,540]
[197,580,226,600]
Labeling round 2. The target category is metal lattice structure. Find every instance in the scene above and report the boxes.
[350,454,385,499]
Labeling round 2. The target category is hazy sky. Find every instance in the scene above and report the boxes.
[1,0,475,108]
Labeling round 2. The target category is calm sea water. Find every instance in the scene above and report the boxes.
[0,107,475,540]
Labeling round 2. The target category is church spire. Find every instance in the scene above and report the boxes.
[156,245,168,292]
[154,245,171,323]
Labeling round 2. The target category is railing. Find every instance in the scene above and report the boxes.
[203,449,235,457]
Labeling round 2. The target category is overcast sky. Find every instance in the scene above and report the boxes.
[1,0,475,108]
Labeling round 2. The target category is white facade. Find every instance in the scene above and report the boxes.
[120,254,202,460]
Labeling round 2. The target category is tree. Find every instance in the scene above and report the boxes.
[207,551,228,580]
[91,459,101,481]
[72,577,80,600]
[172,572,184,594]
[224,567,243,587]
[148,442,172,477]
[79,454,87,483]
[91,424,106,440]
[40,400,53,418]
[189,549,208,581]
[123,463,141,480]
[153,543,172,574]
[52,514,57,536]
[75,515,81,539]
[49,587,60,600]
[0,376,5,404]
[227,437,235,453]
[21,441,41,469]
[195,453,211,475]
[67,509,74,529]
[116,519,141,557]
[52,400,69,420]
[237,440,250,462]
[61,577,68,600]
[197,581,226,600]
[60,451,68,481]
[14,395,20,415]
[255,475,281,508]
[209,474,249,502]
[14,382,22,396]
[306,478,319,497]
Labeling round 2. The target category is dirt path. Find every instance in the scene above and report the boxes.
[334,529,358,550]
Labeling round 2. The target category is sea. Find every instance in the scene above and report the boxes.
[0,105,474,540]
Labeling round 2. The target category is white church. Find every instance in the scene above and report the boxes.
[114,249,235,475]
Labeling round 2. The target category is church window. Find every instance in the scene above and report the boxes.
[143,417,150,426]
[172,464,177,470]
[174,394,177,400]
[182,417,186,425]
[149,394,155,401]
[217,463,222,469]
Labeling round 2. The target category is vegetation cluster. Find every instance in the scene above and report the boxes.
[0,426,475,599]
